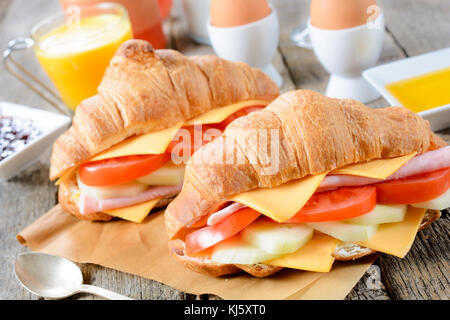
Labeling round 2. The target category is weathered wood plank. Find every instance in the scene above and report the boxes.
[0,0,13,23]
[346,265,390,300]
[0,161,58,300]
[0,0,60,111]
[378,0,450,57]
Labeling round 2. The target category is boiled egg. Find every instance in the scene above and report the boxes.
[210,0,271,28]
[311,0,379,30]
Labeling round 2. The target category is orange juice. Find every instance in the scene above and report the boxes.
[34,13,132,110]
[386,67,450,113]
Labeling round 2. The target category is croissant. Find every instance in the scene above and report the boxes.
[165,90,447,277]
[49,39,279,221]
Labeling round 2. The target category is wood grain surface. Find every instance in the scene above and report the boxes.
[0,0,448,300]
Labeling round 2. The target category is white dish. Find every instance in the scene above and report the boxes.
[363,48,450,131]
[0,102,71,181]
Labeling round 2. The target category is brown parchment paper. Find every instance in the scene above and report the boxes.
[17,205,375,300]
[288,255,378,300]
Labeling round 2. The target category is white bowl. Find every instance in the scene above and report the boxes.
[0,101,71,181]
[363,47,450,131]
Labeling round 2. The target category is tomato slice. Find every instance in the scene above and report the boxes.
[79,153,170,187]
[185,207,260,255]
[287,186,377,223]
[215,105,265,130]
[376,168,450,204]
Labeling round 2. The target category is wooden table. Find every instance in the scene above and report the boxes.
[0,0,449,300]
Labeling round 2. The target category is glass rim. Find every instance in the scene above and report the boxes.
[30,2,128,47]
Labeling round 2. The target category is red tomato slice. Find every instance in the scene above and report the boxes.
[185,207,260,255]
[79,153,170,187]
[215,105,265,130]
[287,186,377,223]
[376,167,450,204]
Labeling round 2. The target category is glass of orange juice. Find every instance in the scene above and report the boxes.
[4,3,132,111]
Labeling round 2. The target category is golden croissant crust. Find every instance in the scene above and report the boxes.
[49,40,279,180]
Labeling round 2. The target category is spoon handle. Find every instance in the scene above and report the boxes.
[79,284,133,300]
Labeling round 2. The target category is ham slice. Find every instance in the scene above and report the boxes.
[79,185,182,215]
[319,147,450,191]
[207,203,246,225]
[388,146,450,180]
[318,175,382,191]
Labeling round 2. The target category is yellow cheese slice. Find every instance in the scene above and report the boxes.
[103,197,162,223]
[231,173,327,222]
[90,122,183,161]
[357,206,426,258]
[184,100,269,125]
[55,166,77,186]
[331,153,416,179]
[266,234,340,272]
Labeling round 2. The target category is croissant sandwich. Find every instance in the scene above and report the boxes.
[49,40,279,222]
[165,90,449,278]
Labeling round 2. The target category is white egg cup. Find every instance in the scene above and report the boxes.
[183,0,211,45]
[293,13,385,103]
[207,5,282,87]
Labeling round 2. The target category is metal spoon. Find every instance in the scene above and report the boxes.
[15,252,132,300]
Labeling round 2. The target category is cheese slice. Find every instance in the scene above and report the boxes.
[103,197,162,223]
[331,153,416,179]
[90,122,183,161]
[231,173,327,222]
[55,166,77,186]
[357,206,426,258]
[266,234,340,272]
[184,100,269,125]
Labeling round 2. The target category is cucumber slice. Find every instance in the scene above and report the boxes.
[137,162,185,186]
[241,220,313,254]
[211,236,282,264]
[306,221,378,242]
[411,188,450,210]
[77,174,147,200]
[344,204,407,225]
